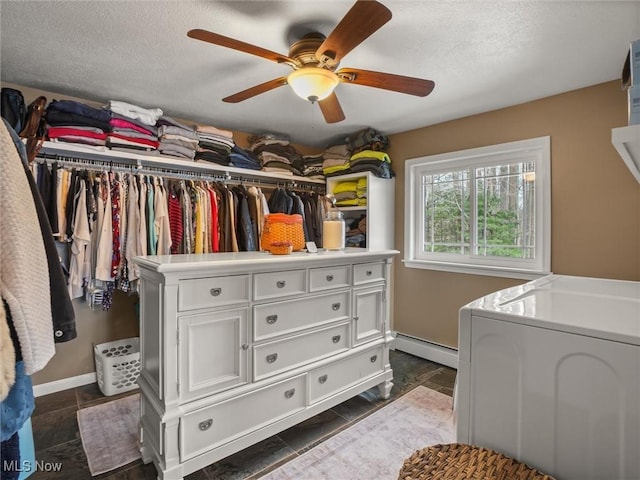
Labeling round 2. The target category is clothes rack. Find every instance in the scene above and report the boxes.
[35,141,326,193]
[32,149,329,311]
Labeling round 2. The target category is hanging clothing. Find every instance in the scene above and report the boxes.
[28,150,324,304]
[168,183,183,254]
[0,298,15,402]
[95,172,114,282]
[68,179,91,299]
[1,120,56,374]
[138,175,148,257]
[154,179,172,255]
[110,172,121,279]
[146,177,156,255]
[125,174,140,281]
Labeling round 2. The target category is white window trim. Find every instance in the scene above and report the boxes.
[403,136,551,280]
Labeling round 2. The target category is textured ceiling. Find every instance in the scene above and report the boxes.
[1,1,639,147]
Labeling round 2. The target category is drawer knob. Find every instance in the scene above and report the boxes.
[318,374,328,384]
[354,316,359,321]
[332,335,341,344]
[276,280,286,288]
[266,353,278,363]
[326,274,334,281]
[198,419,213,431]
[266,314,278,324]
[370,355,378,363]
[241,344,249,350]
[332,302,341,311]
[284,388,295,399]
[366,270,372,276]
[210,287,222,296]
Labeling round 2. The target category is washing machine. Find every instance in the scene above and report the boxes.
[456,274,640,480]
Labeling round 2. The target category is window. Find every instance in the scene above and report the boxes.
[404,137,551,279]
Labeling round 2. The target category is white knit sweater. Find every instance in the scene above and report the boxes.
[0,120,54,375]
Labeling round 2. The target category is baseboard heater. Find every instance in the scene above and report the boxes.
[391,333,458,369]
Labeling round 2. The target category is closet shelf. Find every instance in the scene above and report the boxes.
[37,140,325,185]
[612,125,640,183]
[337,206,367,211]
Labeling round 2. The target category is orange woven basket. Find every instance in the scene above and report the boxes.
[261,213,305,252]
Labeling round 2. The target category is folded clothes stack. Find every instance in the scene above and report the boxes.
[228,144,261,170]
[46,100,111,146]
[248,133,304,176]
[195,124,234,166]
[301,152,325,180]
[331,179,366,207]
[322,143,351,177]
[349,149,394,179]
[104,100,161,152]
[157,116,198,160]
[342,128,395,178]
[345,127,389,154]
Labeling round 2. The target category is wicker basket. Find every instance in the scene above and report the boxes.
[261,213,305,252]
[397,443,556,480]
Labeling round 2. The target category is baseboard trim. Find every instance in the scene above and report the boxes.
[33,372,97,397]
[392,333,458,369]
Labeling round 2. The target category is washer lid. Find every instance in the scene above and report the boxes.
[466,274,640,345]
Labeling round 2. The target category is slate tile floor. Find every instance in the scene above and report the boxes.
[29,350,456,480]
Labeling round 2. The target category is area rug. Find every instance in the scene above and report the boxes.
[260,386,455,480]
[77,393,141,476]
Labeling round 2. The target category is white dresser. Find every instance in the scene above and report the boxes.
[456,274,640,480]
[133,249,398,480]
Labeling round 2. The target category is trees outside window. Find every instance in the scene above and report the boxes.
[404,137,550,279]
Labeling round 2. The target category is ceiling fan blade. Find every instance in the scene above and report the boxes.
[316,0,392,66]
[336,68,435,97]
[188,29,296,66]
[222,77,288,103]
[318,93,345,124]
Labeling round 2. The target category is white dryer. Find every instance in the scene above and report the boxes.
[456,274,640,480]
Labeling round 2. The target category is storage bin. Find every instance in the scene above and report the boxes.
[94,337,141,396]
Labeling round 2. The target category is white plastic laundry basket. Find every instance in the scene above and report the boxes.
[94,337,141,396]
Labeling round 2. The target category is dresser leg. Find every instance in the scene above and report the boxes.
[377,379,393,399]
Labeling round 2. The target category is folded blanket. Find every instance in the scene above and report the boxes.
[107,100,163,126]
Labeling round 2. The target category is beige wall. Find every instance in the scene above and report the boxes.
[388,80,640,349]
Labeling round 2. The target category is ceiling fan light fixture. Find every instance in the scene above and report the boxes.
[287,67,339,102]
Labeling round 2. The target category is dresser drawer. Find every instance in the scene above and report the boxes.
[179,275,249,311]
[180,374,305,461]
[254,322,350,381]
[309,265,350,292]
[253,291,350,342]
[254,269,306,301]
[353,262,385,285]
[308,346,384,404]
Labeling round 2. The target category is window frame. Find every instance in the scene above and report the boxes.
[403,136,551,280]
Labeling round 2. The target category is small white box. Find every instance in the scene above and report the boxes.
[628,85,640,125]
[622,39,640,89]
[94,337,140,396]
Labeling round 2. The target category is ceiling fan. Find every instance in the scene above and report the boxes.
[187,0,435,124]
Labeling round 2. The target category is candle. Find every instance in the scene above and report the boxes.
[323,210,345,250]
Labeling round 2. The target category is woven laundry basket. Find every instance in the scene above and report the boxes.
[397,443,556,480]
